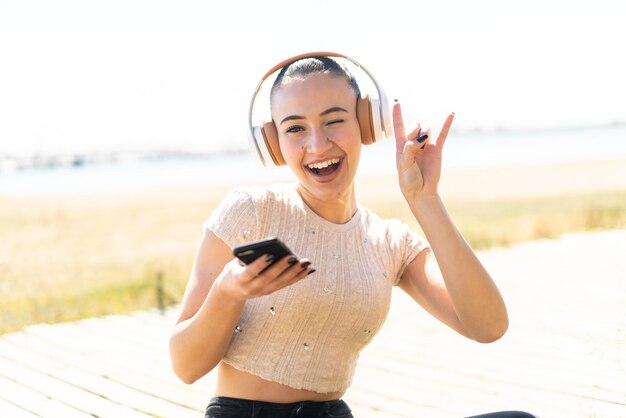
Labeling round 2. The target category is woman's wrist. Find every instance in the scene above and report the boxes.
[404,193,450,233]
[403,189,442,209]
[210,277,248,306]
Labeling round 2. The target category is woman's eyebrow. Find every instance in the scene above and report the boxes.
[280,115,304,125]
[320,107,348,117]
[280,107,348,125]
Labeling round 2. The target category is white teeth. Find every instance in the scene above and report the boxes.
[307,158,340,170]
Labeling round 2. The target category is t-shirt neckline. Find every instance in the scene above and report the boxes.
[288,184,362,233]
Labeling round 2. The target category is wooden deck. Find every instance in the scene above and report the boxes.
[1,229,625,417]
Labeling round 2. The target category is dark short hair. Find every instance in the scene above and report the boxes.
[270,56,361,104]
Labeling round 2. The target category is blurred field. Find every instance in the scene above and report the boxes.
[1,158,626,334]
[0,187,229,334]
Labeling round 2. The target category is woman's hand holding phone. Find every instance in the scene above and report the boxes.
[215,237,315,301]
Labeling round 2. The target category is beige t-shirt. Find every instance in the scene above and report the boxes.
[204,183,428,393]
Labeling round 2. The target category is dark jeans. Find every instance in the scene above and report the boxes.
[468,413,537,418]
[205,396,353,418]
[205,396,537,418]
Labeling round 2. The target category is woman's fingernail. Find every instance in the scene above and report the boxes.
[416,134,428,143]
[265,254,276,263]
[287,256,298,265]
[300,261,312,269]
[307,269,316,275]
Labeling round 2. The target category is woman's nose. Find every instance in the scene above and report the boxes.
[307,128,333,154]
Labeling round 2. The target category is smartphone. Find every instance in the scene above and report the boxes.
[232,237,294,265]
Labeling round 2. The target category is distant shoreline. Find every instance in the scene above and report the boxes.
[0,148,248,175]
[2,122,625,175]
[2,124,626,197]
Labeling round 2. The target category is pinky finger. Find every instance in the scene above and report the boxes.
[436,113,455,149]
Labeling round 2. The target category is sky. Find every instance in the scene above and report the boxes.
[0,0,625,157]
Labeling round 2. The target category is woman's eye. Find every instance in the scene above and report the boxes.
[327,119,344,126]
[286,125,304,134]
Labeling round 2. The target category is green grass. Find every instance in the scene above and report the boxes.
[447,191,626,249]
[1,188,625,335]
[368,190,626,249]
[1,265,188,335]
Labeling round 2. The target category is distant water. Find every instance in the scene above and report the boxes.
[1,125,625,197]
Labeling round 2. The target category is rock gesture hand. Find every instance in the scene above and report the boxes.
[393,101,455,200]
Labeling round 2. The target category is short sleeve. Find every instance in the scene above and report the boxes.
[203,188,260,249]
[386,220,429,286]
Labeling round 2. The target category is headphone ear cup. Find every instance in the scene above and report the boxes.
[356,94,375,145]
[377,89,393,142]
[260,121,286,166]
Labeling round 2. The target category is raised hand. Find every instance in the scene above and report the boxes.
[393,101,454,200]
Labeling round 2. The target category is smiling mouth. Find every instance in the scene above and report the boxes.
[306,158,341,176]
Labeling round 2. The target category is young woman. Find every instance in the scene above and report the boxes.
[169,53,535,418]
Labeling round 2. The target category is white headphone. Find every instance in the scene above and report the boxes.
[247,51,392,168]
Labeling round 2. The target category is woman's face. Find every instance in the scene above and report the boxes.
[270,72,362,204]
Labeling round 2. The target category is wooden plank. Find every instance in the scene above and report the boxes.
[0,355,152,418]
[25,321,165,366]
[351,362,548,417]
[364,336,625,404]
[50,368,200,418]
[0,376,89,418]
[8,326,175,384]
[69,315,171,358]
[0,397,39,418]
[346,382,453,418]
[1,326,212,410]
[368,304,625,416]
[0,338,200,418]
[37,324,164,377]
[0,229,623,418]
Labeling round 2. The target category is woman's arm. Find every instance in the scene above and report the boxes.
[393,102,508,343]
[398,199,508,343]
[169,229,313,383]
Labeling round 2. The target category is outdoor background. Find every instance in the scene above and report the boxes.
[1,0,625,333]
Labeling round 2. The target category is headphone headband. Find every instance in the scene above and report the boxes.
[260,52,350,80]
[248,52,392,168]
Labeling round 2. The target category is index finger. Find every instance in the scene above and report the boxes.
[245,252,293,278]
[257,254,306,282]
[392,101,407,156]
